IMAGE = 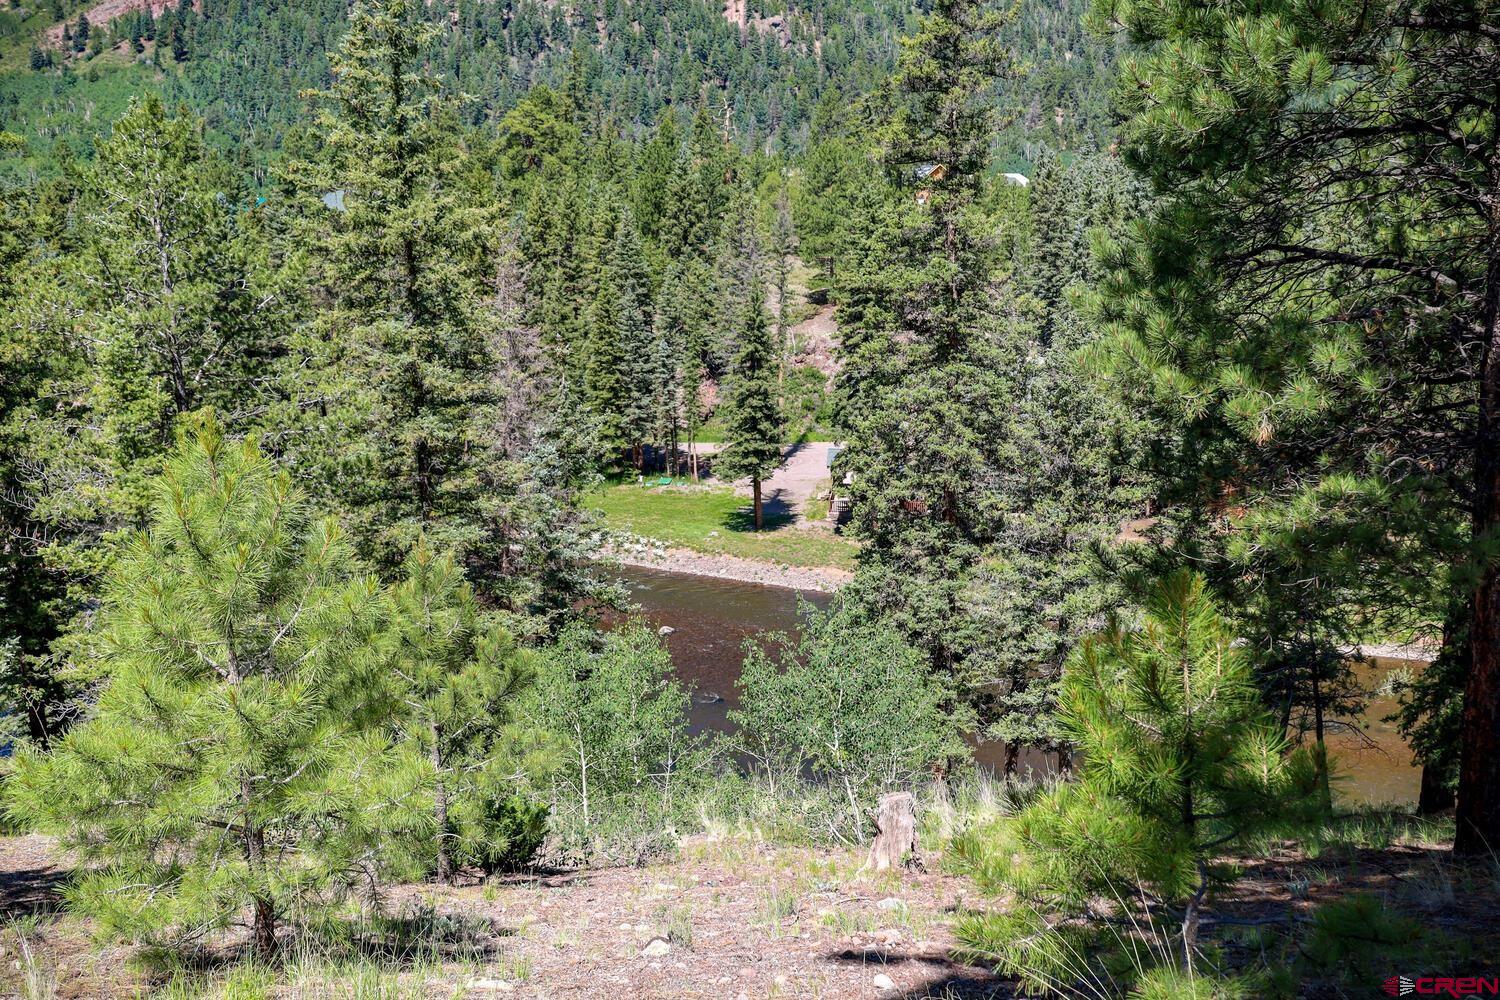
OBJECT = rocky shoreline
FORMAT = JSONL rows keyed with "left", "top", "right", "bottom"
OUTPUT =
{"left": 600, "top": 540, "right": 852, "bottom": 593}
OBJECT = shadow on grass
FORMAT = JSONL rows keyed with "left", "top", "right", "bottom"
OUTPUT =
{"left": 135, "top": 899, "right": 516, "bottom": 991}
{"left": 303, "top": 901, "right": 513, "bottom": 964}
{"left": 822, "top": 946, "right": 1010, "bottom": 998}
{"left": 721, "top": 500, "right": 797, "bottom": 534}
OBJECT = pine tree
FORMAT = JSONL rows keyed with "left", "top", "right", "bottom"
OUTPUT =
{"left": 954, "top": 572, "right": 1315, "bottom": 985}
{"left": 717, "top": 280, "right": 783, "bottom": 531}
{"left": 385, "top": 540, "right": 536, "bottom": 883}
{"left": 1086, "top": 0, "right": 1499, "bottom": 853}
{"left": 8, "top": 418, "right": 421, "bottom": 956}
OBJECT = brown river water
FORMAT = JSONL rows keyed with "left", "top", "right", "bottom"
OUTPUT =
{"left": 614, "top": 566, "right": 1424, "bottom": 807}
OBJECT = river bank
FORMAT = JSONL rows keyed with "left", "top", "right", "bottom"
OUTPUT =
{"left": 602, "top": 541, "right": 853, "bottom": 592}
{"left": 610, "top": 564, "right": 1430, "bottom": 806}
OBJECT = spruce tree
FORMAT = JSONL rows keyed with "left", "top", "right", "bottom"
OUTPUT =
{"left": 980, "top": 154, "right": 1154, "bottom": 773}
{"left": 610, "top": 211, "right": 660, "bottom": 470}
{"left": 633, "top": 110, "right": 680, "bottom": 247}
{"left": 8, "top": 418, "right": 421, "bottom": 955}
{"left": 583, "top": 220, "right": 630, "bottom": 467}
{"left": 766, "top": 174, "right": 797, "bottom": 386}
{"left": 717, "top": 282, "right": 783, "bottom": 531}
{"left": 656, "top": 258, "right": 714, "bottom": 479}
{"left": 835, "top": 0, "right": 1014, "bottom": 687}
{"left": 281, "top": 0, "right": 501, "bottom": 575}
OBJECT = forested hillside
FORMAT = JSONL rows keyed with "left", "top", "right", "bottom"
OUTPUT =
{"left": 0, "top": 0, "right": 1119, "bottom": 181}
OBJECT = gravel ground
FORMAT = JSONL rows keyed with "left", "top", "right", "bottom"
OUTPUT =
{"left": 605, "top": 544, "right": 852, "bottom": 593}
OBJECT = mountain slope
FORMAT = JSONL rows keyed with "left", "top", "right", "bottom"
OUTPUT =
{"left": 0, "top": 0, "right": 1117, "bottom": 181}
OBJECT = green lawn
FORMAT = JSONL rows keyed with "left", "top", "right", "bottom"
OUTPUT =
{"left": 586, "top": 482, "right": 859, "bottom": 571}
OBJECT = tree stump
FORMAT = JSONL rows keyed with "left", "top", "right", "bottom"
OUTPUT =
{"left": 866, "top": 791, "right": 919, "bottom": 871}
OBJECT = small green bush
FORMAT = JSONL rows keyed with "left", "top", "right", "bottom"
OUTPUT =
{"left": 456, "top": 793, "right": 549, "bottom": 875}
{"left": 526, "top": 622, "right": 712, "bottom": 864}
{"left": 1299, "top": 893, "right": 1420, "bottom": 981}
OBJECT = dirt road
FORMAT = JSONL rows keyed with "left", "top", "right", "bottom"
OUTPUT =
{"left": 705, "top": 440, "right": 835, "bottom": 525}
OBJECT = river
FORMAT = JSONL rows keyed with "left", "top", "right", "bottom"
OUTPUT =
{"left": 615, "top": 565, "right": 1424, "bottom": 807}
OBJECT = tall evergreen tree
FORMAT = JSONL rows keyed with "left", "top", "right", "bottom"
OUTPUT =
{"left": 836, "top": 0, "right": 1014, "bottom": 689}
{"left": 717, "top": 281, "right": 783, "bottom": 531}
{"left": 611, "top": 210, "right": 660, "bottom": 469}
{"left": 281, "top": 0, "right": 502, "bottom": 575}
{"left": 766, "top": 173, "right": 797, "bottom": 385}
{"left": 656, "top": 258, "right": 714, "bottom": 479}
{"left": 979, "top": 154, "right": 1154, "bottom": 772}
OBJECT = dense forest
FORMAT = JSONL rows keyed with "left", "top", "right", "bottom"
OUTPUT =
{"left": 0, "top": 0, "right": 1496, "bottom": 996}
{"left": 0, "top": 0, "right": 1120, "bottom": 181}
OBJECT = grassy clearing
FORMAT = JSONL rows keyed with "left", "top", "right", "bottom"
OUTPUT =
{"left": 587, "top": 482, "right": 859, "bottom": 571}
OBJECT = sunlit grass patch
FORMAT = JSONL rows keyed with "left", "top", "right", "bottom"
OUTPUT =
{"left": 587, "top": 483, "right": 859, "bottom": 570}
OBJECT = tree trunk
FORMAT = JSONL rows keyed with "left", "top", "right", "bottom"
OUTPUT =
{"left": 1311, "top": 665, "right": 1332, "bottom": 813}
{"left": 1055, "top": 746, "right": 1074, "bottom": 776}
{"left": 432, "top": 722, "right": 453, "bottom": 884}
{"left": 229, "top": 648, "right": 276, "bottom": 955}
{"left": 1181, "top": 860, "right": 1207, "bottom": 972}
{"left": 24, "top": 700, "right": 49, "bottom": 750}
{"left": 1455, "top": 202, "right": 1500, "bottom": 857}
{"left": 1002, "top": 742, "right": 1019, "bottom": 779}
{"left": 245, "top": 809, "right": 276, "bottom": 956}
{"left": 252, "top": 895, "right": 276, "bottom": 956}
{"left": 866, "top": 791, "right": 919, "bottom": 871}
{"left": 1419, "top": 763, "right": 1456, "bottom": 815}
{"left": 578, "top": 724, "right": 590, "bottom": 830}
{"left": 753, "top": 478, "right": 763, "bottom": 531}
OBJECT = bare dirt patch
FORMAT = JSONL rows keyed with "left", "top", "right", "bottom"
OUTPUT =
{"left": 790, "top": 304, "right": 841, "bottom": 376}
{"left": 44, "top": 0, "right": 196, "bottom": 47}
{"left": 0, "top": 834, "right": 1002, "bottom": 999}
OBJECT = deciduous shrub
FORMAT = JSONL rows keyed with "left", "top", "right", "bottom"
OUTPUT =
{"left": 731, "top": 600, "right": 966, "bottom": 841}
